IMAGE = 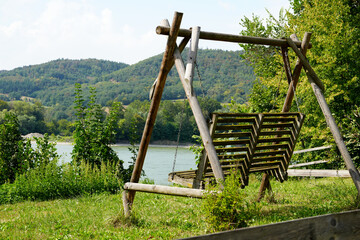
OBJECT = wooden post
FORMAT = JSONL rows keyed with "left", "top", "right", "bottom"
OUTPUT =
{"left": 173, "top": 27, "right": 225, "bottom": 185}
{"left": 286, "top": 38, "right": 325, "bottom": 92}
{"left": 126, "top": 12, "right": 183, "bottom": 207}
{"left": 193, "top": 114, "right": 218, "bottom": 189}
{"left": 282, "top": 33, "right": 312, "bottom": 112}
{"left": 307, "top": 74, "right": 360, "bottom": 197}
{"left": 257, "top": 33, "right": 312, "bottom": 201}
{"left": 287, "top": 37, "right": 360, "bottom": 197}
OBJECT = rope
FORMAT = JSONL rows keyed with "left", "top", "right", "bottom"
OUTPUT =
{"left": 171, "top": 96, "right": 187, "bottom": 180}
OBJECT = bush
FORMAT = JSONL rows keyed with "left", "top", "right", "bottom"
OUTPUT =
{"left": 0, "top": 160, "right": 121, "bottom": 205}
{"left": 202, "top": 171, "right": 259, "bottom": 232}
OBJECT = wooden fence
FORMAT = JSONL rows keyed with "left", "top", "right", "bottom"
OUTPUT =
{"left": 181, "top": 209, "right": 360, "bottom": 240}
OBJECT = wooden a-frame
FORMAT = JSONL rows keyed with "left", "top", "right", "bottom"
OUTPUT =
{"left": 123, "top": 12, "right": 360, "bottom": 216}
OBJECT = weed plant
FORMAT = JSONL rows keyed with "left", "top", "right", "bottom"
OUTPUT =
{"left": 0, "top": 160, "right": 121, "bottom": 204}
{"left": 202, "top": 171, "right": 260, "bottom": 232}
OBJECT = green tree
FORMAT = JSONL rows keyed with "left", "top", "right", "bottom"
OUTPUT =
{"left": 239, "top": 0, "right": 360, "bottom": 163}
{"left": 0, "top": 112, "right": 25, "bottom": 184}
{"left": 71, "top": 84, "right": 124, "bottom": 170}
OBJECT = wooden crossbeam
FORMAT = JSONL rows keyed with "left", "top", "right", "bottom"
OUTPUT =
{"left": 156, "top": 26, "right": 310, "bottom": 48}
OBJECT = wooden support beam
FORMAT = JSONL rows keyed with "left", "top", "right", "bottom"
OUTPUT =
{"left": 127, "top": 12, "right": 183, "bottom": 207}
{"left": 124, "top": 182, "right": 204, "bottom": 198}
{"left": 156, "top": 26, "right": 311, "bottom": 48}
{"left": 281, "top": 46, "right": 292, "bottom": 85}
{"left": 307, "top": 72, "right": 360, "bottom": 197}
{"left": 286, "top": 37, "right": 325, "bottom": 92}
{"left": 193, "top": 114, "right": 218, "bottom": 189}
{"left": 282, "top": 33, "right": 312, "bottom": 112}
{"left": 173, "top": 27, "right": 225, "bottom": 185}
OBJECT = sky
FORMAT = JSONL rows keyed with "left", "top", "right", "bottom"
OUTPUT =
{"left": 0, "top": 0, "right": 291, "bottom": 71}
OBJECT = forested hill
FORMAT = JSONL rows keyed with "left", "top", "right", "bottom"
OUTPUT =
{"left": 0, "top": 49, "right": 255, "bottom": 108}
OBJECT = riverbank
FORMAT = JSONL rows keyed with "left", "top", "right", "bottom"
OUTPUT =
{"left": 52, "top": 141, "right": 194, "bottom": 148}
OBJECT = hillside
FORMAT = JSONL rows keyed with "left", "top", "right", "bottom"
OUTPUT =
{"left": 0, "top": 49, "right": 255, "bottom": 112}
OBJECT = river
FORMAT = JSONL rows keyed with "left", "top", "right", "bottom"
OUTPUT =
{"left": 56, "top": 143, "right": 197, "bottom": 185}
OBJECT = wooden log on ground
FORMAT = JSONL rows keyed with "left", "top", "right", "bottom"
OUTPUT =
{"left": 127, "top": 12, "right": 183, "bottom": 205}
{"left": 287, "top": 169, "right": 351, "bottom": 177}
{"left": 288, "top": 160, "right": 329, "bottom": 168}
{"left": 293, "top": 145, "right": 332, "bottom": 154}
{"left": 156, "top": 26, "right": 310, "bottom": 48}
{"left": 182, "top": 209, "right": 360, "bottom": 240}
{"left": 124, "top": 182, "right": 204, "bottom": 198}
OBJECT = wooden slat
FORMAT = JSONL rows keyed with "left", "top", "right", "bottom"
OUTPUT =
{"left": 213, "top": 132, "right": 252, "bottom": 139}
{"left": 218, "top": 153, "right": 247, "bottom": 160}
{"left": 262, "top": 123, "right": 294, "bottom": 128}
{"left": 213, "top": 139, "right": 250, "bottom": 146}
{"left": 263, "top": 117, "right": 297, "bottom": 122}
{"left": 216, "top": 117, "right": 256, "bottom": 123}
{"left": 260, "top": 130, "right": 292, "bottom": 136}
{"left": 255, "top": 143, "right": 290, "bottom": 151}
{"left": 257, "top": 137, "right": 291, "bottom": 143}
{"left": 253, "top": 149, "right": 287, "bottom": 157}
{"left": 215, "top": 124, "right": 254, "bottom": 130}
{"left": 216, "top": 146, "right": 249, "bottom": 153}
{"left": 252, "top": 156, "right": 285, "bottom": 163}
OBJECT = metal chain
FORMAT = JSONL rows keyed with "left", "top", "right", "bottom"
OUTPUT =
{"left": 195, "top": 61, "right": 206, "bottom": 98}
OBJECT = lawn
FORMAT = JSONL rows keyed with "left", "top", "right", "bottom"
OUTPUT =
{"left": 0, "top": 177, "right": 358, "bottom": 239}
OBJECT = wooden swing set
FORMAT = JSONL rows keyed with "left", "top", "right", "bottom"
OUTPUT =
{"left": 122, "top": 11, "right": 360, "bottom": 217}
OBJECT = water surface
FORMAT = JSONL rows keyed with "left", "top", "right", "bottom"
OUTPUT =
{"left": 56, "top": 144, "right": 196, "bottom": 185}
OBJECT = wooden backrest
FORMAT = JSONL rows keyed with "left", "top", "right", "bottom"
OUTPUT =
{"left": 201, "top": 112, "right": 305, "bottom": 186}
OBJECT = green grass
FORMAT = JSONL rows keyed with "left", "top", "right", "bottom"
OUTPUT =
{"left": 0, "top": 177, "right": 358, "bottom": 239}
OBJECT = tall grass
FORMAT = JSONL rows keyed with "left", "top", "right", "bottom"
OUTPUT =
{"left": 0, "top": 159, "right": 121, "bottom": 204}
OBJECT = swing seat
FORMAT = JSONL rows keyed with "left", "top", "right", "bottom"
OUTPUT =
{"left": 169, "top": 112, "right": 305, "bottom": 188}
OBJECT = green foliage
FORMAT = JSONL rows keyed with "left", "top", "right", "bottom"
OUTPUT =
{"left": 0, "top": 112, "right": 26, "bottom": 184}
{"left": 202, "top": 171, "right": 259, "bottom": 232}
{"left": 71, "top": 84, "right": 123, "bottom": 169}
{"left": 0, "top": 160, "right": 120, "bottom": 204}
{"left": 239, "top": 0, "right": 360, "bottom": 164}
{"left": 0, "top": 111, "right": 58, "bottom": 185}
{"left": 344, "top": 105, "right": 360, "bottom": 168}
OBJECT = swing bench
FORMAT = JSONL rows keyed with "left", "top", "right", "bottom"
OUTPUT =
{"left": 170, "top": 112, "right": 305, "bottom": 188}
{"left": 123, "top": 12, "right": 360, "bottom": 217}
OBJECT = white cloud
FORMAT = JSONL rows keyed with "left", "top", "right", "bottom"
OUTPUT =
{"left": 0, "top": 0, "right": 291, "bottom": 70}
{"left": 218, "top": 0, "right": 232, "bottom": 11}
{"left": 0, "top": 21, "right": 23, "bottom": 37}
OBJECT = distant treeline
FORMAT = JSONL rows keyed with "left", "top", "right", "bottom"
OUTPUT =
{"left": 0, "top": 49, "right": 254, "bottom": 122}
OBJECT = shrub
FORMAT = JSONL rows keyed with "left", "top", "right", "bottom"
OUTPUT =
{"left": 71, "top": 84, "right": 127, "bottom": 178}
{"left": 202, "top": 171, "right": 259, "bottom": 232}
{"left": 0, "top": 160, "right": 121, "bottom": 204}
